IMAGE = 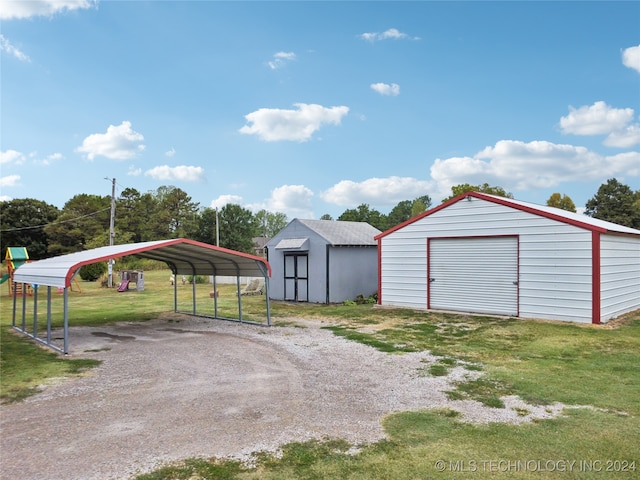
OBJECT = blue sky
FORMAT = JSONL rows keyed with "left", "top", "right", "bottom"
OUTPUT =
{"left": 1, "top": 1, "right": 639, "bottom": 220}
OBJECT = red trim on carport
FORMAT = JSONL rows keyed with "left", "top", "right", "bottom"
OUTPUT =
{"left": 64, "top": 238, "right": 272, "bottom": 287}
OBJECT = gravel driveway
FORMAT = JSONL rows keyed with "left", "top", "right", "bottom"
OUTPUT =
{"left": 0, "top": 314, "right": 563, "bottom": 480}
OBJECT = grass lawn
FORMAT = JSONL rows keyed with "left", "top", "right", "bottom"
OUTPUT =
{"left": 1, "top": 269, "right": 638, "bottom": 479}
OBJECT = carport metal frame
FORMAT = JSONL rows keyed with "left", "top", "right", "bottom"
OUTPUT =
{"left": 11, "top": 238, "right": 272, "bottom": 354}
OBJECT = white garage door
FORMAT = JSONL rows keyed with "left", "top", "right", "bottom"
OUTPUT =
{"left": 428, "top": 236, "right": 518, "bottom": 316}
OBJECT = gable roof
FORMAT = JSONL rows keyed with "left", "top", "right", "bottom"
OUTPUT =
{"left": 13, "top": 238, "right": 271, "bottom": 289}
{"left": 375, "top": 191, "right": 640, "bottom": 240}
{"left": 296, "top": 219, "right": 380, "bottom": 245}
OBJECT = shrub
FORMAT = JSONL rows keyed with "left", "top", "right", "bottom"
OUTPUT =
{"left": 78, "top": 262, "right": 107, "bottom": 282}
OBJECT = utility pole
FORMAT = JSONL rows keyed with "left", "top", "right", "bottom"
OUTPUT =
{"left": 106, "top": 177, "right": 116, "bottom": 287}
{"left": 215, "top": 207, "right": 220, "bottom": 247}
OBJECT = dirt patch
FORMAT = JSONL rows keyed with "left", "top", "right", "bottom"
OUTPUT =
{"left": 0, "top": 315, "right": 564, "bottom": 480}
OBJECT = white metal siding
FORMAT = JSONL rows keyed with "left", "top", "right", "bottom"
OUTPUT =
{"left": 429, "top": 236, "right": 518, "bottom": 316}
{"left": 380, "top": 198, "right": 594, "bottom": 322}
{"left": 600, "top": 234, "right": 640, "bottom": 321}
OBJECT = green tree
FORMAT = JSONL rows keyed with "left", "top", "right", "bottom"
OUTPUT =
{"left": 546, "top": 193, "right": 577, "bottom": 212}
{"left": 585, "top": 178, "right": 640, "bottom": 228}
{"left": 387, "top": 200, "right": 412, "bottom": 227}
{"left": 411, "top": 195, "right": 431, "bottom": 216}
{"left": 191, "top": 207, "right": 219, "bottom": 245}
{"left": 338, "top": 204, "right": 388, "bottom": 231}
{"left": 44, "top": 194, "right": 111, "bottom": 256}
{"left": 442, "top": 183, "right": 514, "bottom": 202}
{"left": 386, "top": 195, "right": 432, "bottom": 228}
{"left": 254, "top": 210, "right": 288, "bottom": 238}
{"left": 0, "top": 198, "right": 60, "bottom": 259}
{"left": 151, "top": 186, "right": 200, "bottom": 239}
{"left": 116, "top": 188, "right": 159, "bottom": 243}
{"left": 218, "top": 204, "right": 258, "bottom": 253}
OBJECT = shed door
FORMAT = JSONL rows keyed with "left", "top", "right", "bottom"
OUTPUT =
{"left": 428, "top": 236, "right": 518, "bottom": 316}
{"left": 284, "top": 253, "right": 308, "bottom": 302}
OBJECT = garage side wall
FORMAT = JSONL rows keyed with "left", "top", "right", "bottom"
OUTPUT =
{"left": 380, "top": 198, "right": 594, "bottom": 322}
{"left": 600, "top": 234, "right": 640, "bottom": 321}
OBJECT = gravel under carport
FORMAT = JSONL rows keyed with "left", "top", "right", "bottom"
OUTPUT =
{"left": 0, "top": 315, "right": 564, "bottom": 480}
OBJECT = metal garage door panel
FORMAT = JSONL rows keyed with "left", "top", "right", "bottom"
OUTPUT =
{"left": 429, "top": 236, "right": 518, "bottom": 316}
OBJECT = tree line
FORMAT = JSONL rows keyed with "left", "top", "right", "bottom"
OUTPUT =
{"left": 1, "top": 178, "right": 639, "bottom": 261}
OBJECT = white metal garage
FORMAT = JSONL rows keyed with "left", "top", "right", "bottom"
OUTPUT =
{"left": 375, "top": 192, "right": 640, "bottom": 324}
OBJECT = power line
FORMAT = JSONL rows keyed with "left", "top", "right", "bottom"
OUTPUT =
{"left": 0, "top": 207, "right": 112, "bottom": 233}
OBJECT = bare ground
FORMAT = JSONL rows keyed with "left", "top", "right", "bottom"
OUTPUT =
{"left": 0, "top": 315, "right": 564, "bottom": 480}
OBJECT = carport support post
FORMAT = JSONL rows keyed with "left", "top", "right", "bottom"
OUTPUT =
{"left": 265, "top": 277, "right": 271, "bottom": 326}
{"left": 192, "top": 271, "right": 197, "bottom": 315}
{"left": 47, "top": 287, "right": 52, "bottom": 344}
{"left": 21, "top": 284, "right": 27, "bottom": 331}
{"left": 63, "top": 288, "right": 69, "bottom": 354}
{"left": 11, "top": 283, "right": 17, "bottom": 327}
{"left": 236, "top": 276, "right": 243, "bottom": 322}
{"left": 173, "top": 273, "right": 178, "bottom": 312}
{"left": 33, "top": 284, "right": 38, "bottom": 340}
{"left": 213, "top": 276, "right": 218, "bottom": 318}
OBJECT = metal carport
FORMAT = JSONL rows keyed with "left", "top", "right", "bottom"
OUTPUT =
{"left": 11, "top": 238, "right": 272, "bottom": 354}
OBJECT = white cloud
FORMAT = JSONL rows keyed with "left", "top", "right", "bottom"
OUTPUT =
{"left": 559, "top": 101, "right": 639, "bottom": 147}
{"left": 245, "top": 185, "right": 315, "bottom": 218}
{"left": 239, "top": 103, "right": 349, "bottom": 142}
{"left": 0, "top": 35, "right": 30, "bottom": 62}
{"left": 321, "top": 176, "right": 434, "bottom": 207}
{"left": 430, "top": 139, "right": 640, "bottom": 195}
{"left": 0, "top": 174, "right": 21, "bottom": 187}
{"left": 144, "top": 165, "right": 205, "bottom": 182}
{"left": 370, "top": 82, "right": 400, "bottom": 96}
{"left": 0, "top": 0, "right": 96, "bottom": 20}
{"left": 76, "top": 121, "right": 145, "bottom": 160}
{"left": 267, "top": 184, "right": 314, "bottom": 215}
{"left": 268, "top": 51, "right": 296, "bottom": 70}
{"left": 127, "top": 166, "right": 142, "bottom": 176}
{"left": 359, "top": 28, "right": 419, "bottom": 42}
{"left": 39, "top": 152, "right": 63, "bottom": 166}
{"left": 165, "top": 147, "right": 176, "bottom": 157}
{"left": 622, "top": 45, "right": 640, "bottom": 73}
{"left": 0, "top": 149, "right": 26, "bottom": 165}
{"left": 210, "top": 194, "right": 244, "bottom": 209}
{"left": 603, "top": 124, "right": 640, "bottom": 148}
{"left": 0, "top": 195, "right": 12, "bottom": 202}
{"left": 560, "top": 101, "right": 634, "bottom": 135}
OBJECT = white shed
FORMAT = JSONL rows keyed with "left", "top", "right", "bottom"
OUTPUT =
{"left": 266, "top": 219, "right": 380, "bottom": 303}
{"left": 375, "top": 192, "right": 640, "bottom": 324}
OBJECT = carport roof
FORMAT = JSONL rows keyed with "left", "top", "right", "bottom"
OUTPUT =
{"left": 13, "top": 238, "right": 271, "bottom": 289}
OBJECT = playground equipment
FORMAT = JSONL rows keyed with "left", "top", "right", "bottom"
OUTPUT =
{"left": 3, "top": 247, "right": 81, "bottom": 295}
{"left": 3, "top": 247, "right": 33, "bottom": 296}
{"left": 117, "top": 270, "right": 145, "bottom": 292}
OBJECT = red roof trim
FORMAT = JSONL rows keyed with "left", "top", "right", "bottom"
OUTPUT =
{"left": 374, "top": 191, "right": 618, "bottom": 240}
{"left": 64, "top": 238, "right": 271, "bottom": 287}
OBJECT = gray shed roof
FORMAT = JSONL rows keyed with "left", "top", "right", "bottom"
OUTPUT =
{"left": 296, "top": 219, "right": 381, "bottom": 245}
{"left": 13, "top": 238, "right": 271, "bottom": 289}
